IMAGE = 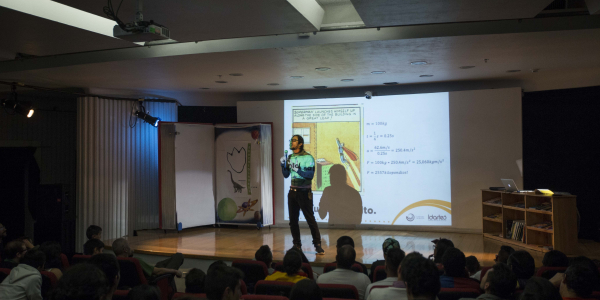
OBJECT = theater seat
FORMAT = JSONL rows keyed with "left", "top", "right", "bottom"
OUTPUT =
{"left": 241, "top": 295, "right": 289, "bottom": 300}
{"left": 535, "top": 266, "right": 567, "bottom": 279}
{"left": 373, "top": 265, "right": 386, "bottom": 282}
{"left": 112, "top": 290, "right": 130, "bottom": 300}
{"left": 438, "top": 288, "right": 481, "bottom": 300}
{"left": 116, "top": 257, "right": 173, "bottom": 300}
{"left": 479, "top": 267, "right": 492, "bottom": 280}
{"left": 173, "top": 292, "right": 207, "bottom": 299}
{"left": 254, "top": 280, "right": 294, "bottom": 297}
{"left": 232, "top": 260, "right": 269, "bottom": 292}
{"left": 71, "top": 254, "right": 92, "bottom": 266}
{"left": 318, "top": 284, "right": 359, "bottom": 300}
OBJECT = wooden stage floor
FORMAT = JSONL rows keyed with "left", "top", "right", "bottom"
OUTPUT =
{"left": 105, "top": 227, "right": 600, "bottom": 267}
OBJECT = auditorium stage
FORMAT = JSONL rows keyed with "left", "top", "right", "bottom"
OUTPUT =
{"left": 104, "top": 227, "right": 600, "bottom": 267}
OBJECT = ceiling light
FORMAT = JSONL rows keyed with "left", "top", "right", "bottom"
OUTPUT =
{"left": 506, "top": 70, "right": 521, "bottom": 73}
{"left": 371, "top": 71, "right": 386, "bottom": 74}
{"left": 419, "top": 75, "right": 433, "bottom": 77}
{"left": 267, "top": 83, "right": 279, "bottom": 86}
{"left": 410, "top": 61, "right": 428, "bottom": 65}
{"left": 290, "top": 76, "right": 304, "bottom": 79}
{"left": 341, "top": 79, "right": 354, "bottom": 82}
{"left": 315, "top": 67, "right": 330, "bottom": 71}
{"left": 313, "top": 86, "right": 328, "bottom": 89}
{"left": 135, "top": 111, "right": 161, "bottom": 127}
{"left": 460, "top": 66, "right": 475, "bottom": 69}
{"left": 215, "top": 81, "right": 228, "bottom": 83}
{"left": 229, "top": 73, "right": 243, "bottom": 76}
{"left": 383, "top": 82, "right": 398, "bottom": 85}
{"left": 1, "top": 99, "right": 34, "bottom": 118}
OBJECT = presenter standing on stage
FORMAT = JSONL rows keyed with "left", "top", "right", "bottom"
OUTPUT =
{"left": 281, "top": 135, "right": 324, "bottom": 255}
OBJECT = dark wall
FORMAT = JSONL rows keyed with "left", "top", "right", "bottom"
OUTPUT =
{"left": 178, "top": 106, "right": 237, "bottom": 123}
{"left": 523, "top": 86, "right": 600, "bottom": 239}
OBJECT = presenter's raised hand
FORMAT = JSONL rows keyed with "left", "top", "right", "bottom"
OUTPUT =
{"left": 280, "top": 156, "right": 286, "bottom": 165}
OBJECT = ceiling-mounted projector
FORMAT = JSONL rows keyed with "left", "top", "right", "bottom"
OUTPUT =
{"left": 105, "top": 0, "right": 170, "bottom": 42}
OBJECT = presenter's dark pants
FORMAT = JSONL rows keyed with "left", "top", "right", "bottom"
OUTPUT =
{"left": 288, "top": 188, "right": 321, "bottom": 247}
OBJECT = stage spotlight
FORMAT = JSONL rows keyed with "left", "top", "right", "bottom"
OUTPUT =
{"left": 2, "top": 99, "right": 34, "bottom": 118}
{"left": 135, "top": 110, "right": 161, "bottom": 127}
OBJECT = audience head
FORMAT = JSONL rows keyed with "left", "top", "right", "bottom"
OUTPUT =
{"left": 208, "top": 260, "right": 228, "bottom": 275}
{"left": 507, "top": 250, "right": 536, "bottom": 280}
{"left": 542, "top": 250, "right": 569, "bottom": 267}
{"left": 496, "top": 245, "right": 515, "bottom": 264}
{"left": 111, "top": 238, "right": 132, "bottom": 257}
{"left": 401, "top": 252, "right": 440, "bottom": 300}
{"left": 571, "top": 256, "right": 600, "bottom": 281}
{"left": 288, "top": 246, "right": 310, "bottom": 264}
{"left": 519, "top": 277, "right": 561, "bottom": 300}
{"left": 87, "top": 253, "right": 120, "bottom": 295}
{"left": 283, "top": 249, "right": 303, "bottom": 276}
{"left": 86, "top": 225, "right": 102, "bottom": 240}
{"left": 128, "top": 284, "right": 160, "bottom": 300}
{"left": 336, "top": 236, "right": 355, "bottom": 248}
{"left": 485, "top": 263, "right": 517, "bottom": 298}
{"left": 465, "top": 256, "right": 481, "bottom": 275}
{"left": 254, "top": 245, "right": 273, "bottom": 268}
{"left": 4, "top": 240, "right": 27, "bottom": 261}
{"left": 336, "top": 245, "right": 356, "bottom": 269}
{"left": 441, "top": 247, "right": 466, "bottom": 277}
{"left": 185, "top": 268, "right": 206, "bottom": 293}
{"left": 50, "top": 263, "right": 109, "bottom": 300}
{"left": 561, "top": 263, "right": 597, "bottom": 298}
{"left": 382, "top": 238, "right": 400, "bottom": 257}
{"left": 83, "top": 239, "right": 105, "bottom": 256}
{"left": 385, "top": 248, "right": 405, "bottom": 277}
{"left": 40, "top": 241, "right": 62, "bottom": 269}
{"left": 21, "top": 249, "right": 46, "bottom": 270}
{"left": 205, "top": 265, "right": 243, "bottom": 300}
{"left": 290, "top": 279, "right": 323, "bottom": 300}
{"left": 433, "top": 238, "right": 454, "bottom": 263}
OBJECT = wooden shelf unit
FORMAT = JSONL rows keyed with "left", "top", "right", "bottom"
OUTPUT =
{"left": 481, "top": 189, "right": 577, "bottom": 254}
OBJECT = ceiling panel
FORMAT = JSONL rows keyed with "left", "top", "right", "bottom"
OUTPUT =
{"left": 53, "top": 0, "right": 321, "bottom": 42}
{"left": 350, "top": 0, "right": 555, "bottom": 27}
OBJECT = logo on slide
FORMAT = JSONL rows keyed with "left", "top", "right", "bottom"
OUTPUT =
{"left": 428, "top": 215, "right": 447, "bottom": 221}
{"left": 406, "top": 213, "right": 415, "bottom": 222}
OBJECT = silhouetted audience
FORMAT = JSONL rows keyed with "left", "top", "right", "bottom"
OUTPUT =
{"left": 254, "top": 245, "right": 274, "bottom": 274}
{"left": 519, "top": 277, "right": 562, "bottom": 300}
{"left": 439, "top": 247, "right": 479, "bottom": 290}
{"left": 543, "top": 250, "right": 570, "bottom": 268}
{"left": 0, "top": 249, "right": 45, "bottom": 300}
{"left": 128, "top": 284, "right": 160, "bottom": 300}
{"left": 185, "top": 268, "right": 206, "bottom": 294}
{"left": 559, "top": 263, "right": 598, "bottom": 300}
{"left": 508, "top": 250, "right": 536, "bottom": 289}
{"left": 39, "top": 241, "right": 63, "bottom": 280}
{"left": 402, "top": 252, "right": 441, "bottom": 300}
{"left": 290, "top": 279, "right": 323, "bottom": 300}
{"left": 317, "top": 245, "right": 371, "bottom": 300}
{"left": 205, "top": 265, "right": 243, "bottom": 300}
{"left": 83, "top": 239, "right": 104, "bottom": 256}
{"left": 495, "top": 245, "right": 515, "bottom": 264}
{"left": 462, "top": 263, "right": 517, "bottom": 300}
{"left": 369, "top": 238, "right": 401, "bottom": 281}
{"left": 0, "top": 223, "right": 6, "bottom": 259}
{"left": 265, "top": 249, "right": 307, "bottom": 283}
{"left": 50, "top": 263, "right": 109, "bottom": 300}
{"left": 365, "top": 247, "right": 405, "bottom": 299}
{"left": 333, "top": 236, "right": 368, "bottom": 276}
{"left": 432, "top": 238, "right": 454, "bottom": 266}
{"left": 466, "top": 255, "right": 482, "bottom": 280}
{"left": 86, "top": 225, "right": 102, "bottom": 240}
{"left": 112, "top": 238, "right": 183, "bottom": 279}
{"left": 87, "top": 253, "right": 120, "bottom": 300}
{"left": 0, "top": 240, "right": 27, "bottom": 269}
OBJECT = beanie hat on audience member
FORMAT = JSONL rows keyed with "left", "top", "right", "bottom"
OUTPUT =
{"left": 383, "top": 238, "right": 400, "bottom": 255}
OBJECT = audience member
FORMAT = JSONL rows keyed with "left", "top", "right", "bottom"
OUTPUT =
{"left": 288, "top": 246, "right": 310, "bottom": 264}
{"left": 208, "top": 260, "right": 228, "bottom": 274}
{"left": 519, "top": 277, "right": 562, "bottom": 300}
{"left": 0, "top": 240, "right": 27, "bottom": 269}
{"left": 559, "top": 264, "right": 597, "bottom": 300}
{"left": 365, "top": 247, "right": 405, "bottom": 299}
{"left": 507, "top": 250, "right": 536, "bottom": 289}
{"left": 369, "top": 238, "right": 400, "bottom": 281}
{"left": 439, "top": 247, "right": 480, "bottom": 290}
{"left": 16, "top": 237, "right": 36, "bottom": 250}
{"left": 112, "top": 238, "right": 183, "bottom": 279}
{"left": 39, "top": 241, "right": 63, "bottom": 279}
{"left": 265, "top": 249, "right": 307, "bottom": 283}
{"left": 86, "top": 225, "right": 103, "bottom": 240}
{"left": 128, "top": 284, "right": 160, "bottom": 300}
{"left": 433, "top": 238, "right": 454, "bottom": 265}
{"left": 0, "top": 249, "right": 46, "bottom": 300}
{"left": 543, "top": 250, "right": 570, "bottom": 268}
{"left": 570, "top": 256, "right": 600, "bottom": 290}
{"left": 83, "top": 239, "right": 104, "bottom": 256}
{"left": 88, "top": 253, "right": 120, "bottom": 300}
{"left": 317, "top": 245, "right": 371, "bottom": 300}
{"left": 466, "top": 256, "right": 482, "bottom": 280}
{"left": 255, "top": 245, "right": 274, "bottom": 274}
{"left": 0, "top": 223, "right": 6, "bottom": 258}
{"left": 333, "top": 236, "right": 368, "bottom": 276}
{"left": 50, "top": 263, "right": 109, "bottom": 300}
{"left": 495, "top": 246, "right": 515, "bottom": 264}
{"left": 462, "top": 263, "right": 517, "bottom": 300}
{"left": 185, "top": 268, "right": 206, "bottom": 294}
{"left": 402, "top": 252, "right": 441, "bottom": 300}
{"left": 366, "top": 252, "right": 425, "bottom": 300}
{"left": 290, "top": 279, "right": 323, "bottom": 300}
{"left": 205, "top": 265, "right": 243, "bottom": 300}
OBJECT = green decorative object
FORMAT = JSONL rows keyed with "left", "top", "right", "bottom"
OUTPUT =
{"left": 218, "top": 198, "right": 237, "bottom": 221}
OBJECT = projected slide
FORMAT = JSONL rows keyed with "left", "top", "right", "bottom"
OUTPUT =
{"left": 283, "top": 93, "right": 451, "bottom": 226}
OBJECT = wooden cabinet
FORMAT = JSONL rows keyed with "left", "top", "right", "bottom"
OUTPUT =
{"left": 481, "top": 190, "right": 577, "bottom": 254}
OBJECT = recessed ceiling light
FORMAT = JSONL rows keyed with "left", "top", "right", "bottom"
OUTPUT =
{"left": 313, "top": 86, "right": 328, "bottom": 89}
{"left": 383, "top": 82, "right": 398, "bottom": 85}
{"left": 267, "top": 83, "right": 279, "bottom": 86}
{"left": 506, "top": 70, "right": 521, "bottom": 73}
{"left": 371, "top": 71, "right": 386, "bottom": 74}
{"left": 341, "top": 79, "right": 354, "bottom": 82}
{"left": 199, "top": 88, "right": 210, "bottom": 90}
{"left": 215, "top": 81, "right": 227, "bottom": 83}
{"left": 290, "top": 76, "right": 304, "bottom": 79}
{"left": 410, "top": 61, "right": 428, "bottom": 65}
{"left": 315, "top": 67, "right": 330, "bottom": 71}
{"left": 229, "top": 73, "right": 243, "bottom": 76}
{"left": 419, "top": 75, "right": 433, "bottom": 77}
{"left": 460, "top": 66, "right": 475, "bottom": 69}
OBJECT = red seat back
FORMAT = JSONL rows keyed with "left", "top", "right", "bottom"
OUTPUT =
{"left": 535, "top": 266, "right": 567, "bottom": 278}
{"left": 112, "top": 290, "right": 130, "bottom": 300}
{"left": 71, "top": 254, "right": 92, "bottom": 266}
{"left": 318, "top": 284, "right": 359, "bottom": 300}
{"left": 116, "top": 257, "right": 148, "bottom": 288}
{"left": 255, "top": 280, "right": 295, "bottom": 297}
{"left": 40, "top": 271, "right": 58, "bottom": 289}
{"left": 373, "top": 265, "right": 386, "bottom": 282}
{"left": 479, "top": 266, "right": 492, "bottom": 279}
{"left": 438, "top": 288, "right": 481, "bottom": 300}
{"left": 233, "top": 260, "right": 269, "bottom": 292}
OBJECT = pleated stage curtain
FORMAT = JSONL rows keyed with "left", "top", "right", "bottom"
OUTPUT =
{"left": 76, "top": 97, "right": 177, "bottom": 251}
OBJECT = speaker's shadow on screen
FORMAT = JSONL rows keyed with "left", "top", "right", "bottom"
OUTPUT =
{"left": 318, "top": 164, "right": 363, "bottom": 225}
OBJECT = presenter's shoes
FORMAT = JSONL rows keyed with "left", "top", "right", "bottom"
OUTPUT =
{"left": 315, "top": 244, "right": 325, "bottom": 255}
